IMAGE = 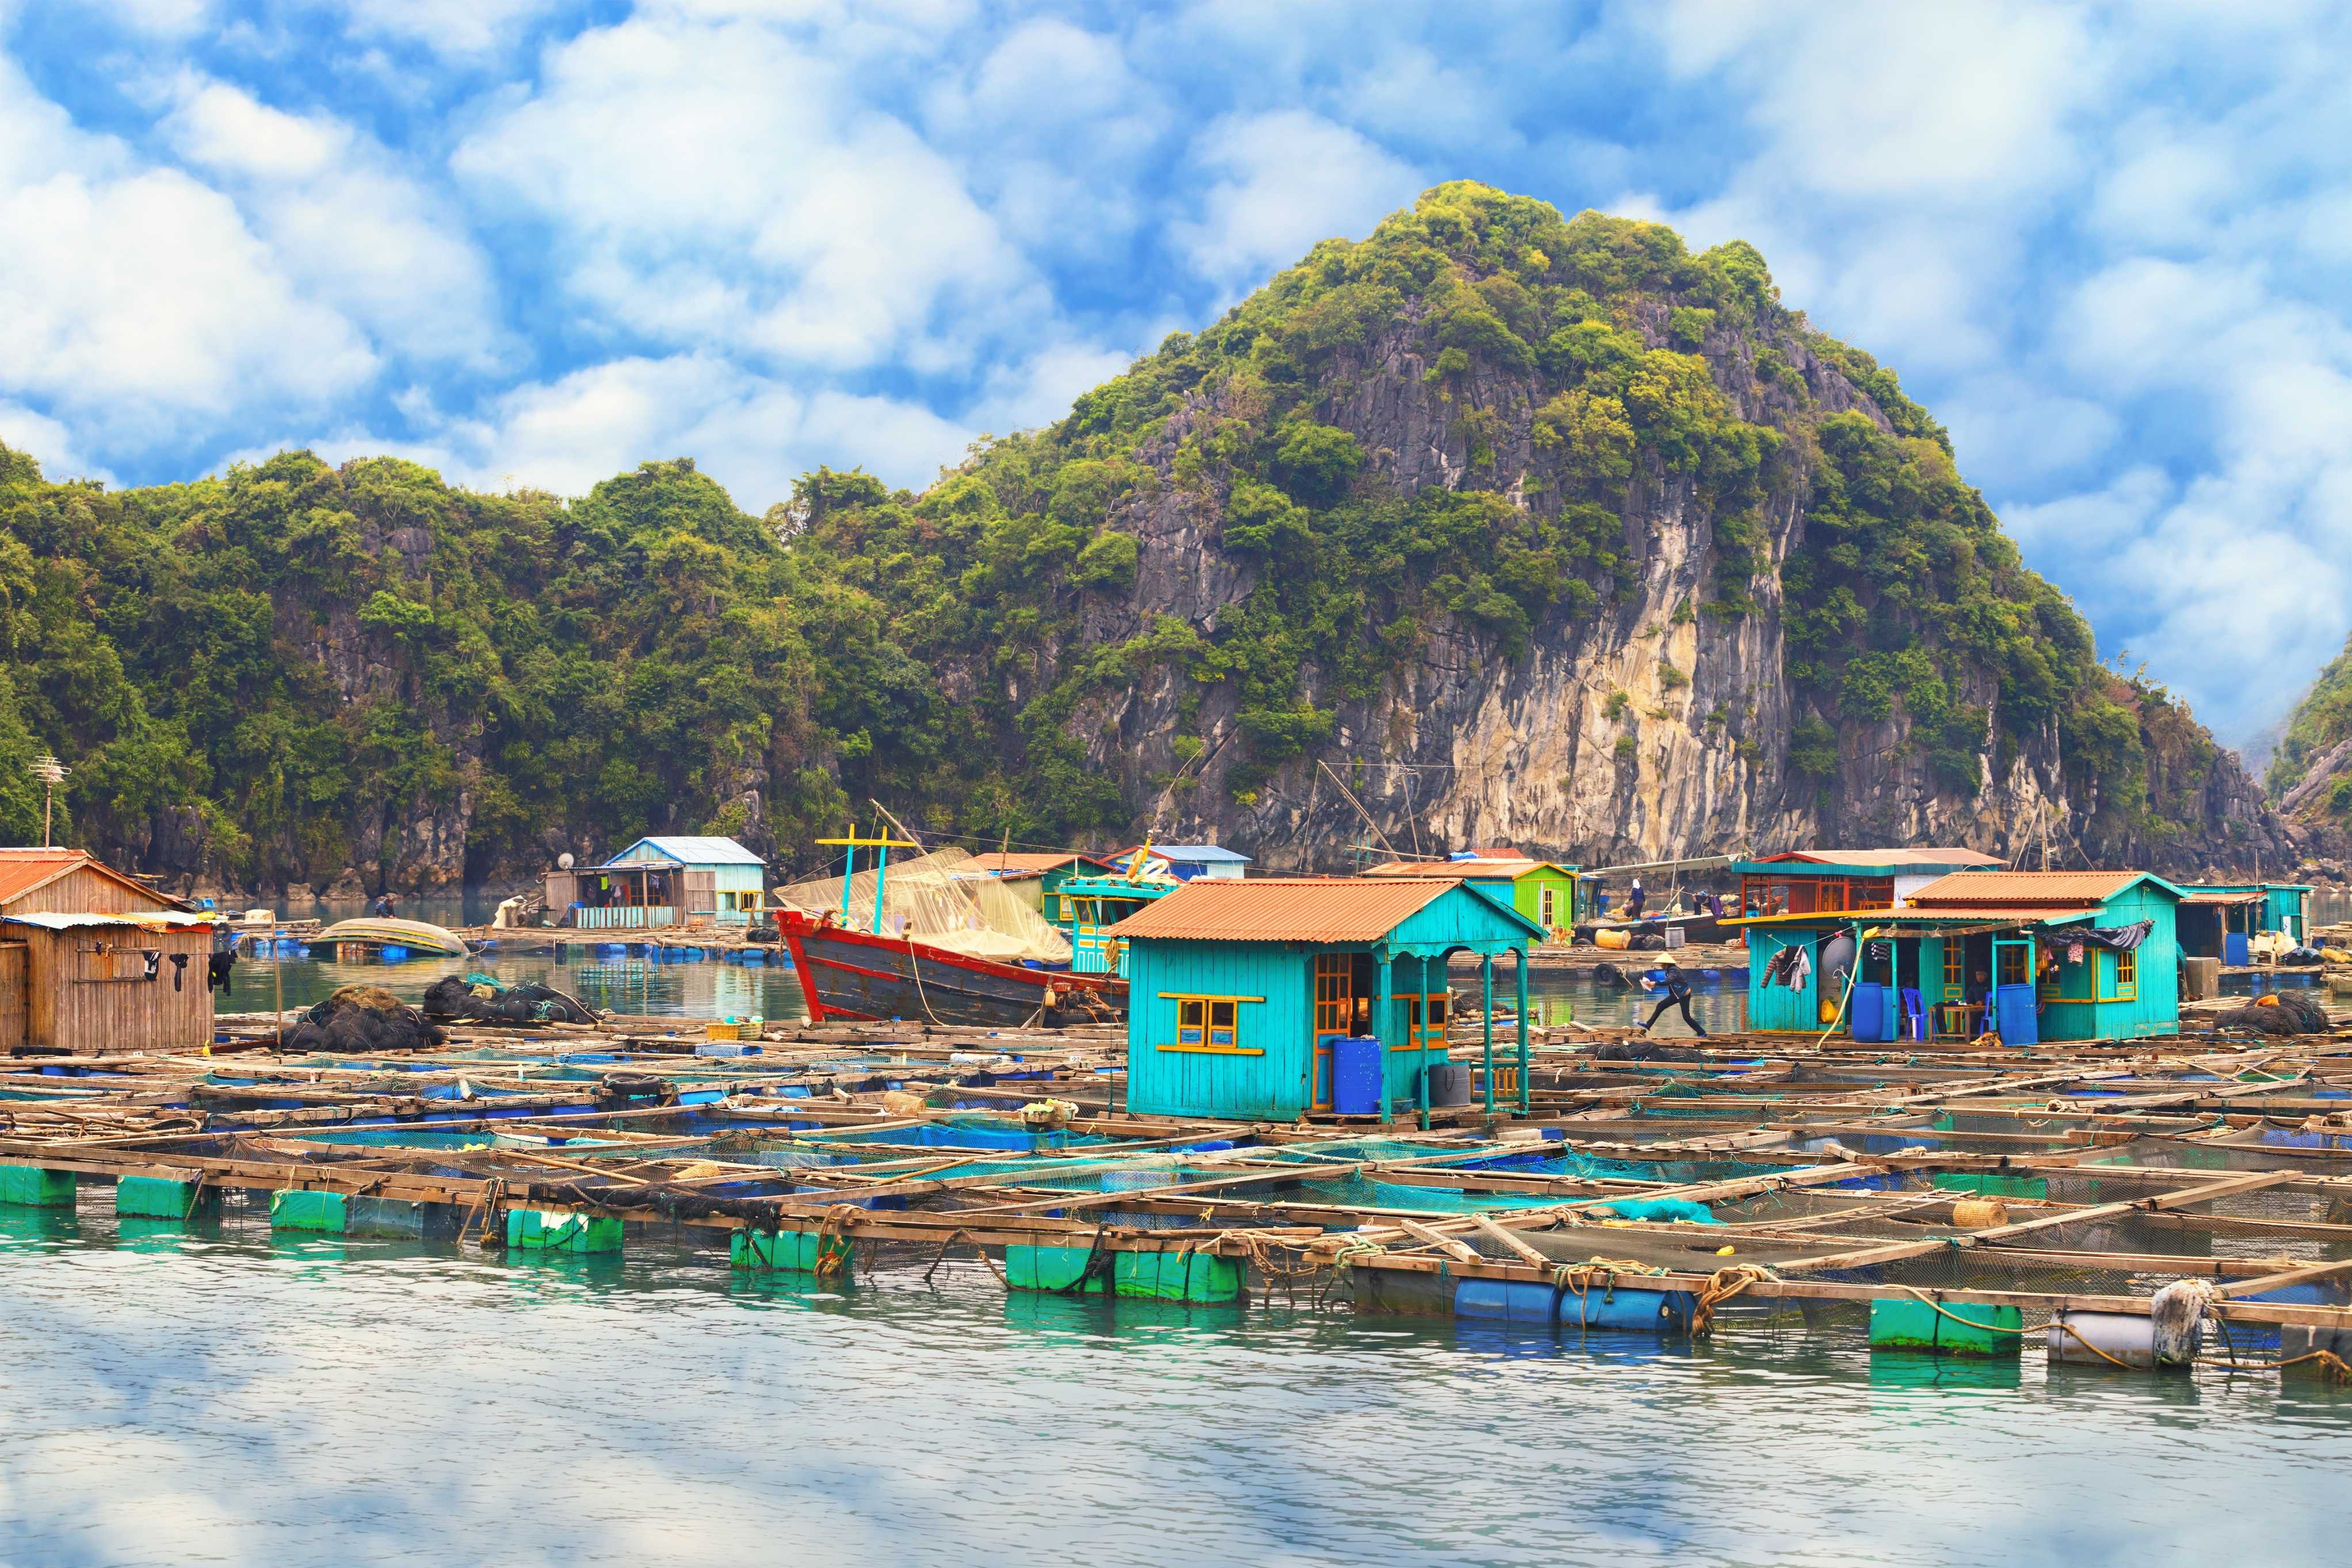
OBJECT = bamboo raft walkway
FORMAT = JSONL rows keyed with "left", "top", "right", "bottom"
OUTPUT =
{"left": 5, "top": 1007, "right": 2351, "bottom": 1381}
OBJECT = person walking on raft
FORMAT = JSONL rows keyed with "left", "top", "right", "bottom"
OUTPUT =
{"left": 1637, "top": 960, "right": 1709, "bottom": 1037}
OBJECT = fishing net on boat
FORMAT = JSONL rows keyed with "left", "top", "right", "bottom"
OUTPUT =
{"left": 773, "top": 847, "right": 1072, "bottom": 965}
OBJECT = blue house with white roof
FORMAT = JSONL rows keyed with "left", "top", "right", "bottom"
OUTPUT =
{"left": 547, "top": 835, "right": 767, "bottom": 928}
{"left": 1150, "top": 844, "right": 1251, "bottom": 882}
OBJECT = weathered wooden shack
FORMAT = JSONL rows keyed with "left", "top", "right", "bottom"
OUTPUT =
{"left": 1109, "top": 878, "right": 1543, "bottom": 1121}
{"left": 0, "top": 849, "right": 212, "bottom": 1054}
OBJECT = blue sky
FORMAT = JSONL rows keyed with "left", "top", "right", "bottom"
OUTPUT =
{"left": 1, "top": 1, "right": 2347, "bottom": 749}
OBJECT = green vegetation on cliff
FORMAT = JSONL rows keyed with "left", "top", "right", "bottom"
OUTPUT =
{"left": 0, "top": 183, "right": 2225, "bottom": 884}
{"left": 2270, "top": 632, "right": 2352, "bottom": 824}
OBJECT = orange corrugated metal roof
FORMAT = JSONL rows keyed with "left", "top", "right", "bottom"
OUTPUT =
{"left": 0, "top": 848, "right": 172, "bottom": 908}
{"left": 2181, "top": 890, "right": 2264, "bottom": 905}
{"left": 967, "top": 852, "right": 1104, "bottom": 875}
{"left": 1106, "top": 877, "right": 1460, "bottom": 942}
{"left": 1907, "top": 870, "right": 2148, "bottom": 905}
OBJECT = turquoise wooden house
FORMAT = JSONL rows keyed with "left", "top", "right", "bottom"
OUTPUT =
{"left": 1108, "top": 878, "right": 1545, "bottom": 1123}
{"left": 1733, "top": 870, "right": 2183, "bottom": 1045}
{"left": 548, "top": 836, "right": 768, "bottom": 929}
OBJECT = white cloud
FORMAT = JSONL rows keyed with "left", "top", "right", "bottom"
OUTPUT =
{"left": 0, "top": 400, "right": 114, "bottom": 485}
{"left": 338, "top": 0, "right": 563, "bottom": 58}
{"left": 1174, "top": 109, "right": 1423, "bottom": 290}
{"left": 276, "top": 354, "right": 972, "bottom": 510}
{"left": 0, "top": 58, "right": 375, "bottom": 444}
{"left": 454, "top": 11, "right": 1043, "bottom": 374}
{"left": 1651, "top": 1, "right": 2102, "bottom": 206}
{"left": 161, "top": 76, "right": 504, "bottom": 369}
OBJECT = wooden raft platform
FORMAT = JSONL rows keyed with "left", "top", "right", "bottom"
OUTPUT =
{"left": 5, "top": 1009, "right": 2350, "bottom": 1374}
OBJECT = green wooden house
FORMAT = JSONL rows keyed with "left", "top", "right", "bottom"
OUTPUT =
{"left": 1362, "top": 854, "right": 1582, "bottom": 940}
{"left": 1734, "top": 870, "right": 2183, "bottom": 1045}
{"left": 1108, "top": 878, "right": 1546, "bottom": 1122}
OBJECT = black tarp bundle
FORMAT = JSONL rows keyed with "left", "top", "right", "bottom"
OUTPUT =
{"left": 421, "top": 974, "right": 599, "bottom": 1026}
{"left": 281, "top": 985, "right": 448, "bottom": 1053}
{"left": 2215, "top": 991, "right": 2332, "bottom": 1036}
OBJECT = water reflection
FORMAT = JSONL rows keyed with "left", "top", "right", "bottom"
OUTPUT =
{"left": 0, "top": 1211, "right": 2342, "bottom": 1568}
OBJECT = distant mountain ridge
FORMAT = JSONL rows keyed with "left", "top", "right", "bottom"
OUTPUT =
{"left": 0, "top": 182, "right": 2332, "bottom": 893}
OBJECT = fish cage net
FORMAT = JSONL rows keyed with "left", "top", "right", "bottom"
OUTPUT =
{"left": 774, "top": 847, "right": 1072, "bottom": 965}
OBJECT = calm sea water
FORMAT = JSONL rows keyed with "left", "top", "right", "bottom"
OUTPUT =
{"left": 0, "top": 1205, "right": 2343, "bottom": 1567}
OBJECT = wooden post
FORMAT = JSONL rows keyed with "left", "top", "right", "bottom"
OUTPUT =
{"left": 1515, "top": 946, "right": 1530, "bottom": 1115}
{"left": 1375, "top": 947, "right": 1393, "bottom": 1121}
{"left": 1481, "top": 952, "right": 1495, "bottom": 1115}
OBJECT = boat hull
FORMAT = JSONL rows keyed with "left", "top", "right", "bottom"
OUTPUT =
{"left": 777, "top": 913, "right": 1124, "bottom": 1027}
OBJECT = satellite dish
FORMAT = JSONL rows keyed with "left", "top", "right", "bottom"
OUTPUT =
{"left": 558, "top": 852, "right": 575, "bottom": 870}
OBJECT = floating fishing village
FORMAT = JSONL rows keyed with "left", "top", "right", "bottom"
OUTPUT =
{"left": 6, "top": 825, "right": 2350, "bottom": 1384}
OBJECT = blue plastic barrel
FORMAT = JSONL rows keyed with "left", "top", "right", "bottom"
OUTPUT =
{"left": 2224, "top": 931, "right": 2250, "bottom": 967}
{"left": 379, "top": 945, "right": 408, "bottom": 962}
{"left": 1562, "top": 1284, "right": 1697, "bottom": 1333}
{"left": 1850, "top": 982, "right": 1887, "bottom": 1042}
{"left": 1331, "top": 1035, "right": 1383, "bottom": 1115}
{"left": 1454, "top": 1279, "right": 1560, "bottom": 1324}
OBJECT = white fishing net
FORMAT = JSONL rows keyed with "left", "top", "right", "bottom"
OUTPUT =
{"left": 774, "top": 847, "right": 1073, "bottom": 965}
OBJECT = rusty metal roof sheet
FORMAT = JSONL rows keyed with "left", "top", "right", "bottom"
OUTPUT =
{"left": 1905, "top": 870, "right": 2150, "bottom": 905}
{"left": 0, "top": 849, "right": 174, "bottom": 909}
{"left": 1754, "top": 847, "right": 2006, "bottom": 869}
{"left": 1105, "top": 877, "right": 1460, "bottom": 942}
{"left": 1364, "top": 859, "right": 1531, "bottom": 878}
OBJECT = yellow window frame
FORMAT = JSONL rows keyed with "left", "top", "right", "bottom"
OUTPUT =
{"left": 1397, "top": 993, "right": 1449, "bottom": 1051}
{"left": 2099, "top": 947, "right": 2138, "bottom": 1003}
{"left": 1157, "top": 993, "right": 1263, "bottom": 1055}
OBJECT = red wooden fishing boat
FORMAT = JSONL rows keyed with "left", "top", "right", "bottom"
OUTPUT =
{"left": 777, "top": 909, "right": 1125, "bottom": 1027}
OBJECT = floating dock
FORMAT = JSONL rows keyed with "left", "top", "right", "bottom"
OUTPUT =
{"left": 5, "top": 1005, "right": 2350, "bottom": 1380}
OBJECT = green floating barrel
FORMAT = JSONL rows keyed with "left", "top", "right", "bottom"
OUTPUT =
{"left": 1114, "top": 1250, "right": 1243, "bottom": 1304}
{"left": 270, "top": 1189, "right": 349, "bottom": 1233}
{"left": 1869, "top": 1296, "right": 2023, "bottom": 1357}
{"left": 116, "top": 1176, "right": 221, "bottom": 1222}
{"left": 0, "top": 1165, "right": 77, "bottom": 1208}
{"left": 1005, "top": 1243, "right": 1103, "bottom": 1293}
{"left": 505, "top": 1208, "right": 623, "bottom": 1254}
{"left": 730, "top": 1228, "right": 852, "bottom": 1275}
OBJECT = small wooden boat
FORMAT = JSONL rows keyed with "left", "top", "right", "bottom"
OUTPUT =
{"left": 312, "top": 917, "right": 471, "bottom": 958}
{"left": 777, "top": 911, "right": 1124, "bottom": 1027}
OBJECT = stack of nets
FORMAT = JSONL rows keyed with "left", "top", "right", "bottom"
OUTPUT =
{"left": 282, "top": 985, "right": 446, "bottom": 1053}
{"left": 422, "top": 973, "right": 599, "bottom": 1026}
{"left": 773, "top": 847, "right": 1072, "bottom": 965}
{"left": 2215, "top": 990, "right": 2332, "bottom": 1035}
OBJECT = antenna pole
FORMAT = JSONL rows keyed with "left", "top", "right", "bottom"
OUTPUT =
{"left": 1317, "top": 760, "right": 1402, "bottom": 860}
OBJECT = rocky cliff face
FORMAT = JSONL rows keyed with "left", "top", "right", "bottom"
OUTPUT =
{"left": 1025, "top": 206, "right": 2302, "bottom": 880}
